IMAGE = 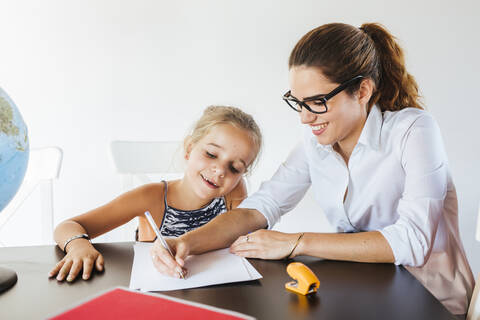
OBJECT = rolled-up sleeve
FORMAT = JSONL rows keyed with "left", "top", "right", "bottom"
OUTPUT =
{"left": 379, "top": 114, "right": 449, "bottom": 267}
{"left": 238, "top": 141, "right": 312, "bottom": 229}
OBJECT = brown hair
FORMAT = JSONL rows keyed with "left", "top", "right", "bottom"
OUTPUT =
{"left": 288, "top": 23, "right": 423, "bottom": 112}
{"left": 185, "top": 105, "right": 262, "bottom": 174}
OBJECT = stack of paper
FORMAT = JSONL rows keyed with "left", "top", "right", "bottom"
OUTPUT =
{"left": 129, "top": 242, "right": 262, "bottom": 291}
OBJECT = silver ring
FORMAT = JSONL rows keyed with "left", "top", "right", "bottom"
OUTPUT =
{"left": 246, "top": 235, "right": 249, "bottom": 242}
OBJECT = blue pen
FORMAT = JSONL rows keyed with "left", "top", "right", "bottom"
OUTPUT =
{"left": 144, "top": 211, "right": 185, "bottom": 279}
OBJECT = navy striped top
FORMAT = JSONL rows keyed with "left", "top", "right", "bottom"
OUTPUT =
{"left": 158, "top": 180, "right": 227, "bottom": 237}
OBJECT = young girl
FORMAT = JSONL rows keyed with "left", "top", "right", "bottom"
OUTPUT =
{"left": 48, "top": 105, "right": 262, "bottom": 282}
{"left": 153, "top": 23, "right": 474, "bottom": 315}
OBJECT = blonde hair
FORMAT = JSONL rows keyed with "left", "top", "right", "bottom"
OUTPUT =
{"left": 184, "top": 105, "right": 262, "bottom": 174}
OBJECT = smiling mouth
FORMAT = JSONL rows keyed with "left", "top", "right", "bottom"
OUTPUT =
{"left": 201, "top": 174, "right": 219, "bottom": 188}
{"left": 311, "top": 122, "right": 328, "bottom": 130}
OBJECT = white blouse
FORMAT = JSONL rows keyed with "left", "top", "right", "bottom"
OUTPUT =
{"left": 238, "top": 105, "right": 474, "bottom": 314}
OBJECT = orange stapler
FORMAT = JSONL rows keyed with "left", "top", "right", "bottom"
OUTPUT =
{"left": 285, "top": 262, "right": 320, "bottom": 295}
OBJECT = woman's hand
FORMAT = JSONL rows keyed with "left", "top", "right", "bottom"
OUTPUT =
{"left": 229, "top": 229, "right": 301, "bottom": 259}
{"left": 48, "top": 240, "right": 104, "bottom": 282}
{"left": 150, "top": 237, "right": 189, "bottom": 278}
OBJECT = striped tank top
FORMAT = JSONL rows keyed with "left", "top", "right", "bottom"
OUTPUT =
{"left": 158, "top": 180, "right": 227, "bottom": 237}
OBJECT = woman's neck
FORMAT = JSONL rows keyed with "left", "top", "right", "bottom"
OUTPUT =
{"left": 334, "top": 117, "right": 367, "bottom": 165}
{"left": 167, "top": 179, "right": 214, "bottom": 211}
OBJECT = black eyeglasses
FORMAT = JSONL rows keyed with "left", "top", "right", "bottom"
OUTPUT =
{"left": 283, "top": 75, "right": 364, "bottom": 114}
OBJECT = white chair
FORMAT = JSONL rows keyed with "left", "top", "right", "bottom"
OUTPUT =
{"left": 467, "top": 204, "right": 480, "bottom": 320}
{"left": 0, "top": 147, "right": 63, "bottom": 245}
{"left": 103, "top": 141, "right": 185, "bottom": 242}
{"left": 110, "top": 140, "right": 185, "bottom": 191}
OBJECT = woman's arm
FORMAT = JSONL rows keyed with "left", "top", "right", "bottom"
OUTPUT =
{"left": 296, "top": 231, "right": 394, "bottom": 262}
{"left": 230, "top": 229, "right": 394, "bottom": 262}
{"left": 150, "top": 207, "right": 267, "bottom": 278}
{"left": 151, "top": 142, "right": 311, "bottom": 276}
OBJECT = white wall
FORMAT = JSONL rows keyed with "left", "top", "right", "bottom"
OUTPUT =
{"left": 0, "top": 0, "right": 478, "bottom": 275}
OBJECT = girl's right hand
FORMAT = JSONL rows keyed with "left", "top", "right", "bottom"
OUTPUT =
{"left": 48, "top": 241, "right": 104, "bottom": 282}
{"left": 151, "top": 237, "right": 189, "bottom": 278}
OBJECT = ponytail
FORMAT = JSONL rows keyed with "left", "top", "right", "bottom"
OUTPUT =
{"left": 289, "top": 22, "right": 423, "bottom": 112}
{"left": 360, "top": 23, "right": 423, "bottom": 111}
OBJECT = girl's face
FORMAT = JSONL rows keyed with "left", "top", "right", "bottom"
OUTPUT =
{"left": 289, "top": 65, "right": 368, "bottom": 148}
{"left": 184, "top": 124, "right": 256, "bottom": 201}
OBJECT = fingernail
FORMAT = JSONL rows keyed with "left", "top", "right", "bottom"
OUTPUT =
{"left": 83, "top": 274, "right": 89, "bottom": 280}
{"left": 176, "top": 267, "right": 183, "bottom": 274}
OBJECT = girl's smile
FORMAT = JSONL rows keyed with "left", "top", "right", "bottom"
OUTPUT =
{"left": 180, "top": 123, "right": 256, "bottom": 208}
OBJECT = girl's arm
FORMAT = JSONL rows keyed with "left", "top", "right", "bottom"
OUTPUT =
{"left": 58, "top": 183, "right": 164, "bottom": 241}
{"left": 50, "top": 183, "right": 165, "bottom": 281}
{"left": 151, "top": 207, "right": 267, "bottom": 278}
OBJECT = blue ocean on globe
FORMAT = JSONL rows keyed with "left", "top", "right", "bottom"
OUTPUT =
{"left": 0, "top": 87, "right": 29, "bottom": 212}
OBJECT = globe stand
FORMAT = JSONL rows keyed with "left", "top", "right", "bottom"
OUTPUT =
{"left": 0, "top": 266, "right": 17, "bottom": 293}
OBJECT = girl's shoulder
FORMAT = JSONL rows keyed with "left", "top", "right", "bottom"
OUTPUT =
{"left": 136, "top": 182, "right": 166, "bottom": 201}
{"left": 136, "top": 182, "right": 167, "bottom": 242}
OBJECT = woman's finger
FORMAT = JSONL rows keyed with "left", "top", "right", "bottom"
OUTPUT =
{"left": 230, "top": 240, "right": 256, "bottom": 252}
{"left": 66, "top": 260, "right": 83, "bottom": 282}
{"left": 233, "top": 248, "right": 261, "bottom": 259}
{"left": 230, "top": 241, "right": 260, "bottom": 257}
{"left": 56, "top": 260, "right": 73, "bottom": 281}
{"left": 230, "top": 234, "right": 250, "bottom": 249}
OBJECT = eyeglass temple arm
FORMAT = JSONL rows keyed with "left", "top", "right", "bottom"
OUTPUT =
{"left": 323, "top": 75, "right": 365, "bottom": 100}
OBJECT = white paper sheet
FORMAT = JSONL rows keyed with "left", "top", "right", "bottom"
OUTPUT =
{"left": 129, "top": 242, "right": 262, "bottom": 291}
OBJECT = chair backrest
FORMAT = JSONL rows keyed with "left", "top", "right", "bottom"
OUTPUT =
{"left": 0, "top": 147, "right": 63, "bottom": 246}
{"left": 467, "top": 204, "right": 480, "bottom": 320}
{"left": 110, "top": 140, "right": 185, "bottom": 189}
{"left": 105, "top": 141, "right": 184, "bottom": 242}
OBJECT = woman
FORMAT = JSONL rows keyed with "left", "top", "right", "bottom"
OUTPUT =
{"left": 152, "top": 23, "right": 474, "bottom": 315}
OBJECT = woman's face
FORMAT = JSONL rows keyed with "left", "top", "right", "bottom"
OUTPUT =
{"left": 289, "top": 65, "right": 368, "bottom": 148}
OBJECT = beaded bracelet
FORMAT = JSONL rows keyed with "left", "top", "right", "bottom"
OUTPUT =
{"left": 286, "top": 233, "right": 304, "bottom": 259}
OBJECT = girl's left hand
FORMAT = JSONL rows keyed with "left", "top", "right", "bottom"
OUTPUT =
{"left": 229, "top": 229, "right": 301, "bottom": 260}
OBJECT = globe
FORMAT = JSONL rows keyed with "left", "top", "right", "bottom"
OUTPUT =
{"left": 0, "top": 86, "right": 29, "bottom": 293}
{"left": 0, "top": 87, "right": 29, "bottom": 211}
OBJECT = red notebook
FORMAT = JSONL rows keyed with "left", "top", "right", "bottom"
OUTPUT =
{"left": 49, "top": 287, "right": 254, "bottom": 320}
